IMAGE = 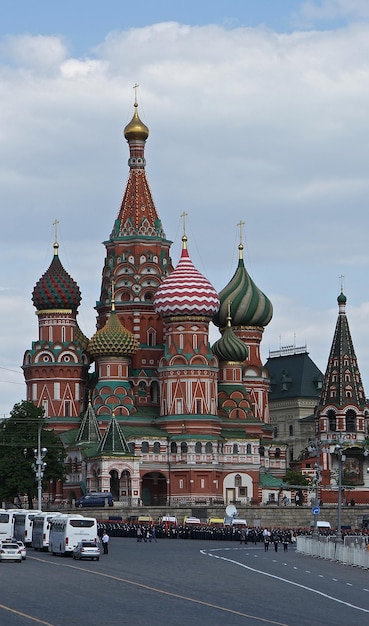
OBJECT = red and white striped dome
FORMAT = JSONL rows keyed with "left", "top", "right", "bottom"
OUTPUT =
{"left": 154, "top": 238, "right": 220, "bottom": 317}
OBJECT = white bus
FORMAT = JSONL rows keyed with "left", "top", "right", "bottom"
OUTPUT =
{"left": 13, "top": 510, "right": 42, "bottom": 546}
{"left": 32, "top": 512, "right": 62, "bottom": 551}
{"left": 49, "top": 515, "right": 98, "bottom": 556}
{"left": 0, "top": 509, "right": 15, "bottom": 541}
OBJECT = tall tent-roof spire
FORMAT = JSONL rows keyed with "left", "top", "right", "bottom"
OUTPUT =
{"left": 97, "top": 411, "right": 131, "bottom": 454}
{"left": 76, "top": 399, "right": 102, "bottom": 444}
{"left": 317, "top": 288, "right": 367, "bottom": 408}
{"left": 110, "top": 85, "right": 166, "bottom": 241}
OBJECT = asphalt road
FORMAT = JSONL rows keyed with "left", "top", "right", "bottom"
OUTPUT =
{"left": 1, "top": 538, "right": 369, "bottom": 625}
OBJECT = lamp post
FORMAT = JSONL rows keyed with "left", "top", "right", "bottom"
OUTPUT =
{"left": 312, "top": 462, "right": 322, "bottom": 538}
{"left": 334, "top": 439, "right": 344, "bottom": 543}
{"left": 31, "top": 421, "right": 47, "bottom": 511}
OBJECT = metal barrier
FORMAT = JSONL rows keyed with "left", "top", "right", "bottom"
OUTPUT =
{"left": 296, "top": 535, "right": 369, "bottom": 568}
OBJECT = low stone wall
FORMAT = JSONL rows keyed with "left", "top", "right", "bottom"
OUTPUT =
{"left": 53, "top": 502, "right": 369, "bottom": 529}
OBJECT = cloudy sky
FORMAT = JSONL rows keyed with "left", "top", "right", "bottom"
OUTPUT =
{"left": 1, "top": 0, "right": 369, "bottom": 417}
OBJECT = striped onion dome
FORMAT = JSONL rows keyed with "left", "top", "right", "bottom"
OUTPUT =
{"left": 213, "top": 243, "right": 273, "bottom": 329}
{"left": 212, "top": 310, "right": 248, "bottom": 362}
{"left": 154, "top": 236, "right": 220, "bottom": 317}
{"left": 32, "top": 242, "right": 81, "bottom": 312}
{"left": 88, "top": 309, "right": 139, "bottom": 357}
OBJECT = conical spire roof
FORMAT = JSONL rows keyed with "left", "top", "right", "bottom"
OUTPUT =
{"left": 32, "top": 242, "right": 81, "bottom": 312}
{"left": 213, "top": 242, "right": 272, "bottom": 329}
{"left": 153, "top": 235, "right": 220, "bottom": 317}
{"left": 97, "top": 412, "right": 131, "bottom": 454}
{"left": 76, "top": 401, "right": 102, "bottom": 444}
{"left": 317, "top": 290, "right": 366, "bottom": 408}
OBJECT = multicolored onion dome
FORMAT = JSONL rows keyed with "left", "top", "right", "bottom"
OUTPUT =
{"left": 74, "top": 324, "right": 89, "bottom": 351}
{"left": 213, "top": 245, "right": 273, "bottom": 328}
{"left": 88, "top": 310, "right": 139, "bottom": 357}
{"left": 124, "top": 102, "right": 149, "bottom": 142}
{"left": 32, "top": 243, "right": 81, "bottom": 312}
{"left": 154, "top": 237, "right": 220, "bottom": 317}
{"left": 212, "top": 318, "right": 248, "bottom": 362}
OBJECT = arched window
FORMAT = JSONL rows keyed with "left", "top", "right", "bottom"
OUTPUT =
{"left": 141, "top": 441, "right": 149, "bottom": 453}
{"left": 273, "top": 426, "right": 278, "bottom": 438}
{"left": 275, "top": 447, "right": 281, "bottom": 459}
{"left": 181, "top": 442, "right": 188, "bottom": 455}
{"left": 259, "top": 445, "right": 265, "bottom": 457}
{"left": 195, "top": 442, "right": 202, "bottom": 453}
{"left": 127, "top": 442, "right": 135, "bottom": 454}
{"left": 170, "top": 442, "right": 177, "bottom": 454}
{"left": 153, "top": 441, "right": 160, "bottom": 454}
{"left": 289, "top": 424, "right": 293, "bottom": 436}
{"left": 233, "top": 443, "right": 239, "bottom": 455}
{"left": 205, "top": 442, "right": 213, "bottom": 454}
{"left": 138, "top": 381, "right": 146, "bottom": 397}
{"left": 346, "top": 409, "right": 356, "bottom": 432}
{"left": 246, "top": 443, "right": 251, "bottom": 454}
{"left": 327, "top": 409, "right": 336, "bottom": 432}
{"left": 235, "top": 474, "right": 242, "bottom": 487}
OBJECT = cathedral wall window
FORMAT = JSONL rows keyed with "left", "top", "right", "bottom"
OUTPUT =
{"left": 195, "top": 442, "right": 202, "bottom": 453}
{"left": 346, "top": 409, "right": 356, "bottom": 432}
{"left": 289, "top": 424, "right": 293, "bottom": 436}
{"left": 32, "top": 384, "right": 37, "bottom": 401}
{"left": 327, "top": 409, "right": 336, "bottom": 431}
{"left": 61, "top": 326, "right": 66, "bottom": 342}
{"left": 181, "top": 442, "right": 188, "bottom": 455}
{"left": 49, "top": 327, "right": 53, "bottom": 342}
{"left": 246, "top": 443, "right": 251, "bottom": 454}
{"left": 275, "top": 447, "right": 281, "bottom": 459}
{"left": 179, "top": 334, "right": 184, "bottom": 350}
{"left": 205, "top": 442, "right": 213, "bottom": 454}
{"left": 170, "top": 442, "right": 177, "bottom": 454}
{"left": 54, "top": 382, "right": 60, "bottom": 400}
{"left": 235, "top": 474, "right": 242, "bottom": 487}
{"left": 64, "top": 400, "right": 70, "bottom": 417}
{"left": 42, "top": 399, "right": 48, "bottom": 417}
{"left": 201, "top": 479, "right": 205, "bottom": 489}
{"left": 196, "top": 399, "right": 202, "bottom": 414}
{"left": 75, "top": 383, "right": 80, "bottom": 401}
{"left": 233, "top": 443, "right": 239, "bottom": 455}
{"left": 147, "top": 328, "right": 156, "bottom": 346}
{"left": 153, "top": 441, "right": 160, "bottom": 453}
{"left": 179, "top": 479, "right": 184, "bottom": 489}
{"left": 193, "top": 334, "right": 198, "bottom": 350}
{"left": 141, "top": 441, "right": 149, "bottom": 453}
{"left": 176, "top": 399, "right": 183, "bottom": 414}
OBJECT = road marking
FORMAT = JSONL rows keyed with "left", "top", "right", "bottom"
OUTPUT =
{"left": 0, "top": 603, "right": 54, "bottom": 625}
{"left": 29, "top": 556, "right": 290, "bottom": 626}
{"left": 201, "top": 549, "right": 369, "bottom": 615}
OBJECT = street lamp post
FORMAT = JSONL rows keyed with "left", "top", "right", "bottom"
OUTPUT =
{"left": 32, "top": 421, "right": 48, "bottom": 511}
{"left": 334, "top": 440, "right": 344, "bottom": 543}
{"left": 312, "top": 462, "right": 322, "bottom": 538}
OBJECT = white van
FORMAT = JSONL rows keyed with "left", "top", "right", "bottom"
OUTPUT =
{"left": 310, "top": 521, "right": 331, "bottom": 529}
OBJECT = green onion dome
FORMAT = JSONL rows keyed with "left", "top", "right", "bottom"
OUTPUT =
{"left": 212, "top": 316, "right": 248, "bottom": 362}
{"left": 88, "top": 310, "right": 139, "bottom": 357}
{"left": 32, "top": 243, "right": 81, "bottom": 312}
{"left": 74, "top": 323, "right": 89, "bottom": 351}
{"left": 124, "top": 102, "right": 149, "bottom": 142}
{"left": 337, "top": 290, "right": 347, "bottom": 305}
{"left": 213, "top": 244, "right": 273, "bottom": 329}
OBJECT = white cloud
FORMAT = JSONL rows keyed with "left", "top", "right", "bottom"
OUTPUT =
{"left": 295, "top": 0, "right": 369, "bottom": 25}
{"left": 1, "top": 22, "right": 369, "bottom": 415}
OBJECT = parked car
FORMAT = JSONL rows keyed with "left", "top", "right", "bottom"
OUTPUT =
{"left": 16, "top": 540, "right": 26, "bottom": 560}
{"left": 0, "top": 542, "right": 22, "bottom": 563}
{"left": 75, "top": 492, "right": 114, "bottom": 508}
{"left": 73, "top": 541, "right": 100, "bottom": 561}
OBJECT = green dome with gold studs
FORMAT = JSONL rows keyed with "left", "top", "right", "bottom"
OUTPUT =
{"left": 88, "top": 310, "right": 139, "bottom": 357}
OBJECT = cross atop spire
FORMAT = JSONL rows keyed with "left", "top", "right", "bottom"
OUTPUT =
{"left": 53, "top": 219, "right": 60, "bottom": 256}
{"left": 133, "top": 83, "right": 139, "bottom": 105}
{"left": 237, "top": 220, "right": 245, "bottom": 259}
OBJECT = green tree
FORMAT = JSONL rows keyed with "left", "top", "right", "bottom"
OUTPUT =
{"left": 283, "top": 469, "right": 311, "bottom": 487}
{"left": 0, "top": 401, "right": 66, "bottom": 508}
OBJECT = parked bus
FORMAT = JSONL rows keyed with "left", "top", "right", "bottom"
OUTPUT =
{"left": 32, "top": 512, "right": 62, "bottom": 551}
{"left": 0, "top": 509, "right": 15, "bottom": 541}
{"left": 49, "top": 515, "right": 98, "bottom": 556}
{"left": 13, "top": 510, "right": 42, "bottom": 546}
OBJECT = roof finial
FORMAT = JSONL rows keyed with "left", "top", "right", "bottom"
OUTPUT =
{"left": 181, "top": 211, "right": 188, "bottom": 249}
{"left": 111, "top": 279, "right": 116, "bottom": 312}
{"left": 339, "top": 274, "right": 345, "bottom": 294}
{"left": 237, "top": 220, "right": 244, "bottom": 259}
{"left": 53, "top": 218, "right": 59, "bottom": 256}
{"left": 133, "top": 82, "right": 139, "bottom": 106}
{"left": 226, "top": 300, "right": 232, "bottom": 327}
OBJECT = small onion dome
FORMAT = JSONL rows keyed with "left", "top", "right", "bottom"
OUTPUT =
{"left": 32, "top": 242, "right": 81, "bottom": 311}
{"left": 124, "top": 102, "right": 149, "bottom": 142}
{"left": 212, "top": 319, "right": 248, "bottom": 363}
{"left": 154, "top": 237, "right": 220, "bottom": 317}
{"left": 213, "top": 245, "right": 272, "bottom": 328}
{"left": 337, "top": 291, "right": 347, "bottom": 305}
{"left": 88, "top": 310, "right": 139, "bottom": 357}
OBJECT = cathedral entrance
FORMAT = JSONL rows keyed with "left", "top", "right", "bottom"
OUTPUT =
{"left": 141, "top": 472, "right": 167, "bottom": 506}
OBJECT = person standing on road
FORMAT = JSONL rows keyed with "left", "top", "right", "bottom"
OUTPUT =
{"left": 102, "top": 531, "right": 109, "bottom": 554}
{"left": 136, "top": 526, "right": 143, "bottom": 542}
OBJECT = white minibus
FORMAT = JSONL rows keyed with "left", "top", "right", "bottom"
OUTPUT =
{"left": 32, "top": 512, "right": 62, "bottom": 551}
{"left": 13, "top": 510, "right": 42, "bottom": 546}
{"left": 0, "top": 509, "right": 15, "bottom": 541}
{"left": 49, "top": 515, "right": 98, "bottom": 556}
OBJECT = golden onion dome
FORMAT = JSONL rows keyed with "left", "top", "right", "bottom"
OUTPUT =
{"left": 124, "top": 102, "right": 149, "bottom": 142}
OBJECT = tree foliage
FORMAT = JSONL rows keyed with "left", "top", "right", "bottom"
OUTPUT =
{"left": 283, "top": 469, "right": 311, "bottom": 487}
{"left": 0, "top": 401, "right": 66, "bottom": 507}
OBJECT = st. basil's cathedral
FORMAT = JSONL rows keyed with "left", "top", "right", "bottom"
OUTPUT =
{"left": 22, "top": 96, "right": 369, "bottom": 507}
